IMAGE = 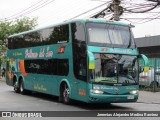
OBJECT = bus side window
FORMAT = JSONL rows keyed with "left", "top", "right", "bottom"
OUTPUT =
{"left": 56, "top": 59, "right": 69, "bottom": 76}
{"left": 71, "top": 22, "right": 87, "bottom": 81}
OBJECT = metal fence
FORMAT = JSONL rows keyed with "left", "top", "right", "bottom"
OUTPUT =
{"left": 139, "top": 57, "right": 160, "bottom": 92}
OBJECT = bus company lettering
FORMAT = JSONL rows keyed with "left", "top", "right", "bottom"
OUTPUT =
{"left": 25, "top": 49, "right": 38, "bottom": 58}
{"left": 39, "top": 48, "right": 45, "bottom": 57}
{"left": 25, "top": 47, "right": 53, "bottom": 58}
{"left": 110, "top": 49, "right": 132, "bottom": 54}
{"left": 46, "top": 47, "right": 53, "bottom": 57}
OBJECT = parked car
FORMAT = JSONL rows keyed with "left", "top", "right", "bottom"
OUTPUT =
{"left": 139, "top": 67, "right": 160, "bottom": 87}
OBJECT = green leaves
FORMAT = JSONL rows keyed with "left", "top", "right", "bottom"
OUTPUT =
{"left": 0, "top": 17, "right": 38, "bottom": 64}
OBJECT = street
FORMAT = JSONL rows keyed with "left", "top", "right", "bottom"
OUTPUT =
{"left": 0, "top": 78, "right": 160, "bottom": 120}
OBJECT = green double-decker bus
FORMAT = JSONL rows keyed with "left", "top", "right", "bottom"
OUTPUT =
{"left": 6, "top": 18, "right": 148, "bottom": 104}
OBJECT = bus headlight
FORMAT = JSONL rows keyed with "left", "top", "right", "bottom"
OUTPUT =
{"left": 130, "top": 90, "right": 139, "bottom": 94}
{"left": 90, "top": 89, "right": 104, "bottom": 94}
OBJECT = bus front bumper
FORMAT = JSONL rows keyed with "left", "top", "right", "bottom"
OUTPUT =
{"left": 88, "top": 93, "right": 138, "bottom": 103}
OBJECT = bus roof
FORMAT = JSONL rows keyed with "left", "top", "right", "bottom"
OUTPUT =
{"left": 9, "top": 18, "right": 129, "bottom": 38}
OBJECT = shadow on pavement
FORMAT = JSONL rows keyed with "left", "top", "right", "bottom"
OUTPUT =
{"left": 8, "top": 90, "right": 133, "bottom": 111}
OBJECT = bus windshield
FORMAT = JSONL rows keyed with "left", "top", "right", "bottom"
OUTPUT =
{"left": 86, "top": 23, "right": 135, "bottom": 48}
{"left": 90, "top": 54, "right": 138, "bottom": 85}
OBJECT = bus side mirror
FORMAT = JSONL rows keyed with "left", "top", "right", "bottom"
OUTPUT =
{"left": 87, "top": 51, "right": 95, "bottom": 70}
{"left": 138, "top": 54, "right": 149, "bottom": 72}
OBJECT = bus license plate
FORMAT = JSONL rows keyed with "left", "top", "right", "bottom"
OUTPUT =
{"left": 127, "top": 95, "right": 134, "bottom": 99}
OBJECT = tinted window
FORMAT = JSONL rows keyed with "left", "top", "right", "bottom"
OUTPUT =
{"left": 25, "top": 60, "right": 48, "bottom": 74}
{"left": 86, "top": 23, "right": 135, "bottom": 48}
{"left": 71, "top": 22, "right": 87, "bottom": 81}
{"left": 56, "top": 59, "right": 69, "bottom": 76}
{"left": 8, "top": 24, "right": 69, "bottom": 49}
{"left": 25, "top": 59, "right": 69, "bottom": 76}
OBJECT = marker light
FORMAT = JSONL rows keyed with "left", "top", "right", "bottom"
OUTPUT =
{"left": 106, "top": 20, "right": 114, "bottom": 22}
{"left": 58, "top": 46, "right": 65, "bottom": 53}
{"left": 90, "top": 89, "right": 104, "bottom": 94}
{"left": 130, "top": 90, "right": 139, "bottom": 94}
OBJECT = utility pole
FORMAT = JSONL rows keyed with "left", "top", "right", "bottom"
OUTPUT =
{"left": 113, "top": 0, "right": 121, "bottom": 21}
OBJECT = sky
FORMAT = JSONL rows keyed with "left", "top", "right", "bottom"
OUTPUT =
{"left": 0, "top": 0, "right": 160, "bottom": 38}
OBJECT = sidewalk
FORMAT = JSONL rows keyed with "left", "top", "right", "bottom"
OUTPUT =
{"left": 138, "top": 91, "right": 160, "bottom": 104}
{"left": 0, "top": 77, "right": 5, "bottom": 82}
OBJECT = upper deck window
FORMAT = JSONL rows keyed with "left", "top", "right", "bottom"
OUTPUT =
{"left": 8, "top": 24, "right": 69, "bottom": 49}
{"left": 86, "top": 23, "right": 135, "bottom": 48}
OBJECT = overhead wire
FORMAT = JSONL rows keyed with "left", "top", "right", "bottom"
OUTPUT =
{"left": 118, "top": 0, "right": 160, "bottom": 24}
{"left": 1, "top": 0, "right": 45, "bottom": 20}
{"left": 15, "top": 0, "right": 56, "bottom": 18}
{"left": 90, "top": 1, "right": 112, "bottom": 18}
{"left": 2, "top": 0, "right": 160, "bottom": 27}
{"left": 124, "top": 3, "right": 159, "bottom": 13}
{"left": 2, "top": 0, "right": 55, "bottom": 21}
{"left": 68, "top": 0, "right": 111, "bottom": 20}
{"left": 39, "top": 1, "right": 107, "bottom": 26}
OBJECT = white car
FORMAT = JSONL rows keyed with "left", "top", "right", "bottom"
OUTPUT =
{"left": 139, "top": 67, "right": 160, "bottom": 87}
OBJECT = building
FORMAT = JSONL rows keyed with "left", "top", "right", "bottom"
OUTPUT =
{"left": 135, "top": 35, "right": 160, "bottom": 58}
{"left": 135, "top": 35, "right": 160, "bottom": 67}
{"left": 135, "top": 35, "right": 160, "bottom": 87}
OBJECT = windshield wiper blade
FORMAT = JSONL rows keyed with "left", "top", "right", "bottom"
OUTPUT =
{"left": 97, "top": 80, "right": 117, "bottom": 83}
{"left": 119, "top": 74, "right": 133, "bottom": 79}
{"left": 127, "top": 28, "right": 132, "bottom": 48}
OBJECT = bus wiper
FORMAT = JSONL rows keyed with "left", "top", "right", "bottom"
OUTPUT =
{"left": 127, "top": 36, "right": 132, "bottom": 48}
{"left": 126, "top": 75, "right": 134, "bottom": 80}
{"left": 119, "top": 74, "right": 133, "bottom": 80}
{"left": 127, "top": 29, "right": 132, "bottom": 48}
{"left": 97, "top": 79, "right": 117, "bottom": 83}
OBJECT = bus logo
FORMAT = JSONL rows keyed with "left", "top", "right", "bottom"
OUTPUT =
{"left": 101, "top": 48, "right": 107, "bottom": 51}
{"left": 116, "top": 89, "right": 120, "bottom": 94}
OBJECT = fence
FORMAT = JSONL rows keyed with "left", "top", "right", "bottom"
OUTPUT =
{"left": 139, "top": 57, "right": 160, "bottom": 92}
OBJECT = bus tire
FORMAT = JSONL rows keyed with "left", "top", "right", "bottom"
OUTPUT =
{"left": 14, "top": 81, "right": 20, "bottom": 93}
{"left": 19, "top": 79, "right": 27, "bottom": 95}
{"left": 62, "top": 83, "right": 71, "bottom": 104}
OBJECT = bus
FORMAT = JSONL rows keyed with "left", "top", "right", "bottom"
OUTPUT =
{"left": 6, "top": 18, "right": 149, "bottom": 104}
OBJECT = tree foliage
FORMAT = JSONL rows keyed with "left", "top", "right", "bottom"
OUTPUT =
{"left": 0, "top": 17, "right": 38, "bottom": 65}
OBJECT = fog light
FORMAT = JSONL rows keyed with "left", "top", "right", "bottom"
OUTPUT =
{"left": 130, "top": 90, "right": 139, "bottom": 94}
{"left": 90, "top": 89, "right": 104, "bottom": 94}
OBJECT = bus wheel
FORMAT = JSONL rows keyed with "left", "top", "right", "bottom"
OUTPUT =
{"left": 19, "top": 80, "right": 27, "bottom": 94}
{"left": 14, "top": 81, "right": 20, "bottom": 93}
{"left": 62, "top": 84, "right": 71, "bottom": 104}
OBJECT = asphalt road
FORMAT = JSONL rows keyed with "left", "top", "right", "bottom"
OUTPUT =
{"left": 0, "top": 80, "right": 160, "bottom": 120}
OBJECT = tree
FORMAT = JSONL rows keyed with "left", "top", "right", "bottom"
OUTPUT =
{"left": 12, "top": 17, "right": 38, "bottom": 33}
{"left": 0, "top": 17, "right": 38, "bottom": 66}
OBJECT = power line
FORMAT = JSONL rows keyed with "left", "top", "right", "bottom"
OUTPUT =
{"left": 2, "top": 0, "right": 55, "bottom": 21}
{"left": 15, "top": 0, "right": 55, "bottom": 18}
{"left": 68, "top": 1, "right": 111, "bottom": 20}
{"left": 122, "top": 12, "right": 160, "bottom": 24}
{"left": 124, "top": 2, "right": 159, "bottom": 13}
{"left": 39, "top": 1, "right": 104, "bottom": 26}
{"left": 121, "top": 17, "right": 160, "bottom": 19}
{"left": 2, "top": 0, "right": 45, "bottom": 20}
{"left": 90, "top": 4, "right": 111, "bottom": 18}
{"left": 136, "top": 14, "right": 160, "bottom": 24}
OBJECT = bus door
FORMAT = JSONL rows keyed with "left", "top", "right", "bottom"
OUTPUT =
{"left": 72, "top": 60, "right": 88, "bottom": 102}
{"left": 73, "top": 78, "right": 88, "bottom": 102}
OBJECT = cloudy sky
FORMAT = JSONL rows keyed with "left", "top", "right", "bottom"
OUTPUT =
{"left": 0, "top": 0, "right": 160, "bottom": 38}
